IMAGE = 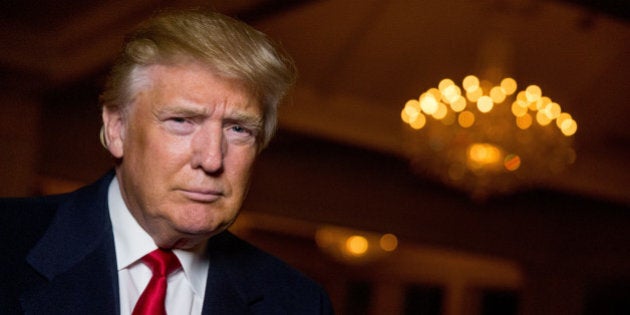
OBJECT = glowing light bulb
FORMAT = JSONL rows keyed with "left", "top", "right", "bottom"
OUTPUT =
{"left": 463, "top": 75, "right": 480, "bottom": 92}
{"left": 442, "top": 85, "right": 462, "bottom": 104}
{"left": 516, "top": 113, "right": 533, "bottom": 130}
{"left": 501, "top": 77, "right": 517, "bottom": 95}
{"left": 490, "top": 86, "right": 507, "bottom": 103}
{"left": 504, "top": 154, "right": 521, "bottom": 171}
{"left": 420, "top": 93, "right": 439, "bottom": 115}
{"left": 561, "top": 119, "right": 577, "bottom": 136}
{"left": 428, "top": 88, "right": 442, "bottom": 101}
{"left": 511, "top": 101, "right": 528, "bottom": 117}
{"left": 458, "top": 110, "right": 475, "bottom": 128}
{"left": 433, "top": 102, "right": 448, "bottom": 120}
{"left": 450, "top": 95, "right": 467, "bottom": 112}
{"left": 556, "top": 113, "right": 572, "bottom": 129}
{"left": 466, "top": 87, "right": 483, "bottom": 102}
{"left": 380, "top": 234, "right": 398, "bottom": 252}
{"left": 410, "top": 112, "right": 427, "bottom": 129}
{"left": 402, "top": 99, "right": 420, "bottom": 123}
{"left": 543, "top": 102, "right": 561, "bottom": 119}
{"left": 525, "top": 85, "right": 542, "bottom": 102}
{"left": 537, "top": 96, "right": 551, "bottom": 111}
{"left": 536, "top": 110, "right": 552, "bottom": 126}
{"left": 401, "top": 109, "right": 410, "bottom": 123}
{"left": 346, "top": 235, "right": 369, "bottom": 256}
{"left": 467, "top": 143, "right": 502, "bottom": 165}
{"left": 439, "top": 78, "right": 455, "bottom": 91}
{"left": 477, "top": 96, "right": 494, "bottom": 113}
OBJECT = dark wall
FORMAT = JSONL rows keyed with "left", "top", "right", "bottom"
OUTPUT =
{"left": 244, "top": 131, "right": 630, "bottom": 315}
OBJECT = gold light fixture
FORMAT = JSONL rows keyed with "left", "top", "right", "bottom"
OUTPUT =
{"left": 401, "top": 75, "right": 577, "bottom": 199}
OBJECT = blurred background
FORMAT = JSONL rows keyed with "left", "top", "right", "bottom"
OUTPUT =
{"left": 1, "top": 0, "right": 629, "bottom": 314}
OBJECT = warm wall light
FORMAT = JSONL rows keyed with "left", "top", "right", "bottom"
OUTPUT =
{"left": 379, "top": 233, "right": 398, "bottom": 252}
{"left": 346, "top": 235, "right": 369, "bottom": 256}
{"left": 401, "top": 75, "right": 577, "bottom": 199}
{"left": 315, "top": 226, "right": 398, "bottom": 264}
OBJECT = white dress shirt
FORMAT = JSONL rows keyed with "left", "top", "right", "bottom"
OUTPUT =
{"left": 108, "top": 177, "right": 209, "bottom": 315}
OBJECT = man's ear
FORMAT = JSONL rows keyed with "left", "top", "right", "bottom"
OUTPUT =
{"left": 102, "top": 107, "right": 125, "bottom": 158}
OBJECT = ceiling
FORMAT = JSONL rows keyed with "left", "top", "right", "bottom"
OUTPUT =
{"left": 1, "top": 0, "right": 628, "bottom": 205}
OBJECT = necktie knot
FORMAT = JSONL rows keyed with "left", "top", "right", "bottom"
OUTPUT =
{"left": 142, "top": 248, "right": 181, "bottom": 277}
{"left": 133, "top": 248, "right": 181, "bottom": 315}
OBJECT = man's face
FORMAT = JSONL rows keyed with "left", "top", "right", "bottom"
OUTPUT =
{"left": 103, "top": 63, "right": 262, "bottom": 249}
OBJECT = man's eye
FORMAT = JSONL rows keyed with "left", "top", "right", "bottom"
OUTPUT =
{"left": 226, "top": 124, "right": 258, "bottom": 145}
{"left": 163, "top": 117, "right": 195, "bottom": 135}
{"left": 170, "top": 117, "right": 187, "bottom": 123}
{"left": 231, "top": 125, "right": 248, "bottom": 133}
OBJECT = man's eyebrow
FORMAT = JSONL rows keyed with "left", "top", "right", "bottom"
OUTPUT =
{"left": 154, "top": 104, "right": 263, "bottom": 128}
{"left": 155, "top": 106, "right": 207, "bottom": 117}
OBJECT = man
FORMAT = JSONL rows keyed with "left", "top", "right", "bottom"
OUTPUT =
{"left": 0, "top": 9, "right": 333, "bottom": 314}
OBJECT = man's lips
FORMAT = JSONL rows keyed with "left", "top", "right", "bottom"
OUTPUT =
{"left": 179, "top": 189, "right": 222, "bottom": 202}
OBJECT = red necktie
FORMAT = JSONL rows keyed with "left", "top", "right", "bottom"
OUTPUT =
{"left": 132, "top": 248, "right": 181, "bottom": 315}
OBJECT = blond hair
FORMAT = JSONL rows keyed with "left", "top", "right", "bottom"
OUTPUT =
{"left": 100, "top": 9, "right": 296, "bottom": 148}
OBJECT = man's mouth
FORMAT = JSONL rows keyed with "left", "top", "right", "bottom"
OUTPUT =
{"left": 179, "top": 189, "right": 222, "bottom": 202}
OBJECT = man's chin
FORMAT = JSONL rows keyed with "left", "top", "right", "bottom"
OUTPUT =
{"left": 169, "top": 223, "right": 228, "bottom": 247}
{"left": 170, "top": 237, "right": 207, "bottom": 250}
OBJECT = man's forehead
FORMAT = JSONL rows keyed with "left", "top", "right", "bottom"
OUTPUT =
{"left": 136, "top": 63, "right": 262, "bottom": 111}
{"left": 144, "top": 62, "right": 250, "bottom": 92}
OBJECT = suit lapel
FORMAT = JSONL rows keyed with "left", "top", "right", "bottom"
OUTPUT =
{"left": 21, "top": 173, "right": 120, "bottom": 314}
{"left": 201, "top": 232, "right": 266, "bottom": 315}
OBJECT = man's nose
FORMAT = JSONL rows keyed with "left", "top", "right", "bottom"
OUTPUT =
{"left": 191, "top": 124, "right": 225, "bottom": 173}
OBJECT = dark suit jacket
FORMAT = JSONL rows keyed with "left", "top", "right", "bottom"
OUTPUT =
{"left": 0, "top": 172, "right": 333, "bottom": 314}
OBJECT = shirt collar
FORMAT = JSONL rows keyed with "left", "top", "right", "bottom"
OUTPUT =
{"left": 107, "top": 176, "right": 209, "bottom": 296}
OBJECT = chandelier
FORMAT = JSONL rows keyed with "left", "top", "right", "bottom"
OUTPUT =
{"left": 401, "top": 75, "right": 577, "bottom": 199}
